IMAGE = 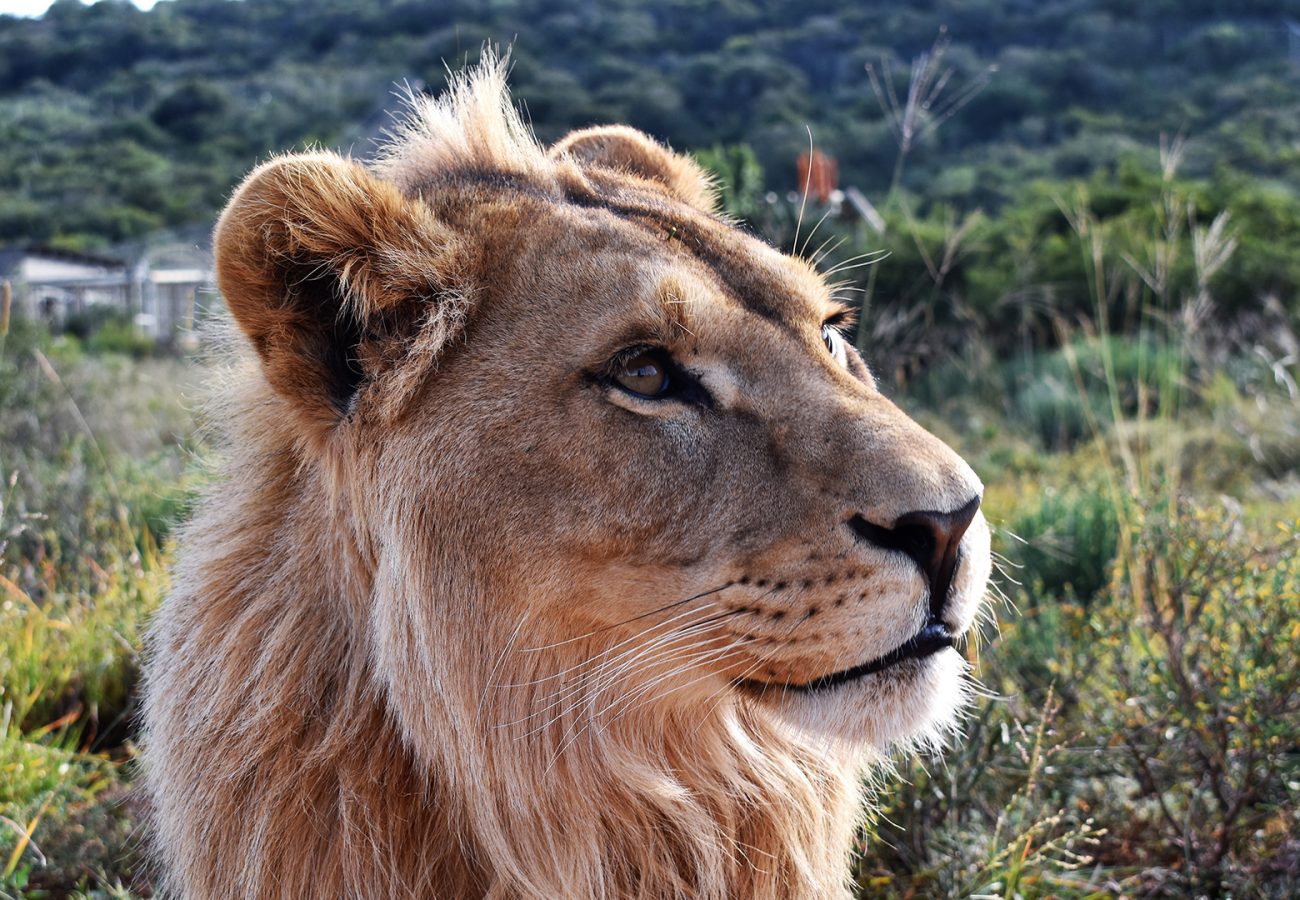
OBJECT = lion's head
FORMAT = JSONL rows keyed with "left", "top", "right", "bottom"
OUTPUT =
{"left": 147, "top": 54, "right": 991, "bottom": 898}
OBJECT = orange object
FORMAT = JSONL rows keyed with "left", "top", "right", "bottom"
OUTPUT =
{"left": 797, "top": 150, "right": 837, "bottom": 203}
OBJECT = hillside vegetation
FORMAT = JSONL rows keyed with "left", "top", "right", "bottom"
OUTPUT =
{"left": 2, "top": 2, "right": 1298, "bottom": 254}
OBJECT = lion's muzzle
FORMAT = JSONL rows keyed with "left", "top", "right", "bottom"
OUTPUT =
{"left": 846, "top": 494, "right": 981, "bottom": 622}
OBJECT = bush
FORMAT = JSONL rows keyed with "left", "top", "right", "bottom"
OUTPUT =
{"left": 1001, "top": 337, "right": 1189, "bottom": 450}
{"left": 0, "top": 321, "right": 193, "bottom": 896}
{"left": 1002, "top": 482, "right": 1120, "bottom": 605}
{"left": 85, "top": 315, "right": 154, "bottom": 359}
{"left": 1083, "top": 504, "right": 1300, "bottom": 894}
{"left": 694, "top": 143, "right": 767, "bottom": 225}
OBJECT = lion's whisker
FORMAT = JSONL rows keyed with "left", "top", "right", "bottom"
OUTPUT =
{"left": 984, "top": 576, "right": 1012, "bottom": 607}
{"left": 810, "top": 235, "right": 847, "bottom": 270}
{"left": 823, "top": 247, "right": 890, "bottom": 269}
{"left": 989, "top": 549, "right": 1022, "bottom": 568}
{"left": 608, "top": 640, "right": 751, "bottom": 726}
{"left": 532, "top": 608, "right": 738, "bottom": 710}
{"left": 501, "top": 600, "right": 725, "bottom": 688}
{"left": 688, "top": 654, "right": 768, "bottom": 743}
{"left": 824, "top": 247, "right": 889, "bottom": 268}
{"left": 964, "top": 677, "right": 1004, "bottom": 702}
{"left": 509, "top": 624, "right": 721, "bottom": 734}
{"left": 476, "top": 610, "right": 533, "bottom": 722}
{"left": 790, "top": 124, "right": 815, "bottom": 255}
{"left": 517, "top": 623, "right": 725, "bottom": 733}
{"left": 821, "top": 260, "right": 886, "bottom": 278}
{"left": 822, "top": 251, "right": 890, "bottom": 277}
{"left": 540, "top": 640, "right": 748, "bottom": 773}
{"left": 797, "top": 203, "right": 835, "bottom": 261}
{"left": 543, "top": 638, "right": 752, "bottom": 771}
{"left": 518, "top": 582, "right": 734, "bottom": 653}
{"left": 549, "top": 612, "right": 745, "bottom": 720}
{"left": 997, "top": 526, "right": 1030, "bottom": 545}
{"left": 595, "top": 635, "right": 749, "bottom": 722}
{"left": 510, "top": 610, "right": 741, "bottom": 734}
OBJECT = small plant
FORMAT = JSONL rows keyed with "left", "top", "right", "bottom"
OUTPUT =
{"left": 86, "top": 315, "right": 155, "bottom": 360}
{"left": 855, "top": 28, "right": 997, "bottom": 356}
{"left": 856, "top": 688, "right": 1104, "bottom": 898}
{"left": 1001, "top": 481, "right": 1119, "bottom": 606}
{"left": 865, "top": 27, "right": 997, "bottom": 203}
{"left": 1046, "top": 150, "right": 1300, "bottom": 894}
{"left": 693, "top": 143, "right": 766, "bottom": 225}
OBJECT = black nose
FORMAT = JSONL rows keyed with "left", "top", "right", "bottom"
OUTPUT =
{"left": 848, "top": 495, "right": 981, "bottom": 616}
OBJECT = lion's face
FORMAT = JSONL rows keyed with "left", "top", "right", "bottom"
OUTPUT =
{"left": 377, "top": 169, "right": 989, "bottom": 750}
{"left": 214, "top": 70, "right": 990, "bottom": 753}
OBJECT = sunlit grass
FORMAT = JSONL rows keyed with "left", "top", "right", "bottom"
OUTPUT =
{"left": 0, "top": 325, "right": 196, "bottom": 897}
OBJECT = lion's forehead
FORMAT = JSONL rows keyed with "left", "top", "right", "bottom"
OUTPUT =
{"left": 464, "top": 176, "right": 832, "bottom": 338}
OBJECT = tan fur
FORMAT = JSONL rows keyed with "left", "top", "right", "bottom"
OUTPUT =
{"left": 143, "top": 54, "right": 991, "bottom": 899}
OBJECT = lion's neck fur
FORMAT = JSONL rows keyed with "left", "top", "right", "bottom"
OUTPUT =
{"left": 144, "top": 384, "right": 867, "bottom": 899}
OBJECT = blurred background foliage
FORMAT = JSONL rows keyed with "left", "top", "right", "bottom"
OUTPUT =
{"left": 0, "top": 1, "right": 1297, "bottom": 272}
{"left": 1, "top": 0, "right": 1298, "bottom": 897}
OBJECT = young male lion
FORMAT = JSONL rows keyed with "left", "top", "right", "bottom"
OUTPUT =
{"left": 143, "top": 55, "right": 991, "bottom": 899}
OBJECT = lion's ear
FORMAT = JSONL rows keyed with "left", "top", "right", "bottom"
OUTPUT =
{"left": 215, "top": 152, "right": 459, "bottom": 428}
{"left": 551, "top": 125, "right": 718, "bottom": 213}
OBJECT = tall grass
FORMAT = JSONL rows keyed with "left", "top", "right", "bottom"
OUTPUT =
{"left": 1052, "top": 174, "right": 1300, "bottom": 894}
{"left": 0, "top": 323, "right": 201, "bottom": 897}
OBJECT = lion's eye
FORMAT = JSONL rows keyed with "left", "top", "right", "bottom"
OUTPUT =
{"left": 822, "top": 323, "right": 848, "bottom": 367}
{"left": 613, "top": 351, "right": 670, "bottom": 398}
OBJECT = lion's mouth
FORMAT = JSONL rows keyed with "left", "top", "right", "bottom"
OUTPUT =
{"left": 736, "top": 620, "right": 955, "bottom": 695}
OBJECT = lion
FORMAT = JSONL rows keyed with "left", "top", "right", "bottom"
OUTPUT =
{"left": 142, "top": 54, "right": 991, "bottom": 899}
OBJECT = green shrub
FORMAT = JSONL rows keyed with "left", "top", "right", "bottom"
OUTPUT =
{"left": 693, "top": 143, "right": 766, "bottom": 224}
{"left": 0, "top": 322, "right": 187, "bottom": 897}
{"left": 0, "top": 325, "right": 202, "bottom": 578}
{"left": 85, "top": 315, "right": 154, "bottom": 359}
{"left": 1001, "top": 337, "right": 1189, "bottom": 450}
{"left": 907, "top": 335, "right": 1190, "bottom": 451}
{"left": 1002, "top": 483, "right": 1120, "bottom": 606}
{"left": 1083, "top": 505, "right": 1300, "bottom": 894}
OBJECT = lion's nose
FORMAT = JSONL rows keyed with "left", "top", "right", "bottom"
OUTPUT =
{"left": 847, "top": 495, "right": 981, "bottom": 616}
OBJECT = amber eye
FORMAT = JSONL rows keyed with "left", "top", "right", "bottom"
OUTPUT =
{"left": 613, "top": 351, "right": 671, "bottom": 398}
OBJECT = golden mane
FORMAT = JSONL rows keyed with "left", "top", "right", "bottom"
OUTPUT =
{"left": 376, "top": 58, "right": 555, "bottom": 190}
{"left": 143, "top": 52, "right": 990, "bottom": 898}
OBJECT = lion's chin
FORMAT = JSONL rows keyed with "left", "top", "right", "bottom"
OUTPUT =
{"left": 745, "top": 648, "right": 971, "bottom": 753}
